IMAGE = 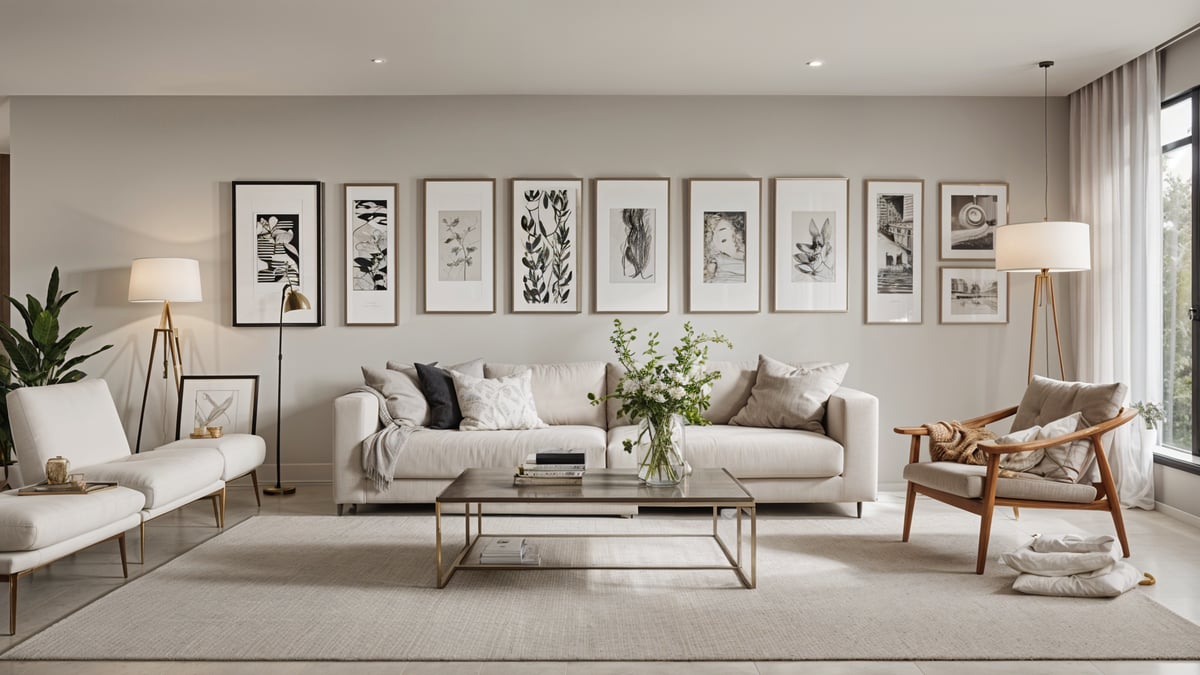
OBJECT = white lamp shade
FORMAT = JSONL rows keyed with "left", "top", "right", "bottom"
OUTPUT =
{"left": 128, "top": 257, "right": 203, "bottom": 302}
{"left": 994, "top": 221, "right": 1091, "bottom": 273}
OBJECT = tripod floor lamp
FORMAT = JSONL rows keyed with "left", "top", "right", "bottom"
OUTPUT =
{"left": 129, "top": 257, "right": 202, "bottom": 453}
{"left": 266, "top": 282, "right": 311, "bottom": 496}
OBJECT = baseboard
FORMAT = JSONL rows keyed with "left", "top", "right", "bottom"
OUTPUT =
{"left": 1155, "top": 501, "right": 1200, "bottom": 529}
{"left": 256, "top": 463, "right": 331, "bottom": 485}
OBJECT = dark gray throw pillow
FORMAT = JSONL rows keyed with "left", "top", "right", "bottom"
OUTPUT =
{"left": 416, "top": 362, "right": 462, "bottom": 429}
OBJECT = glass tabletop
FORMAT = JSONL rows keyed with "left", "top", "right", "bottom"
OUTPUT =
{"left": 436, "top": 467, "right": 754, "bottom": 504}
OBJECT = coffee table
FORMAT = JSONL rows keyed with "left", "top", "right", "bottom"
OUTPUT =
{"left": 434, "top": 467, "right": 756, "bottom": 588}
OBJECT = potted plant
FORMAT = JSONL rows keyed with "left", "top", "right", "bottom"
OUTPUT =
{"left": 0, "top": 268, "right": 112, "bottom": 486}
{"left": 589, "top": 319, "right": 731, "bottom": 486}
{"left": 1132, "top": 401, "right": 1165, "bottom": 451}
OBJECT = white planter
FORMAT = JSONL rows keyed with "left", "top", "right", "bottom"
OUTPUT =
{"left": 1138, "top": 424, "right": 1158, "bottom": 452}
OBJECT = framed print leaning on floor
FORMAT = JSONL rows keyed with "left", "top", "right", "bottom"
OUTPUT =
{"left": 593, "top": 178, "right": 670, "bottom": 313}
{"left": 175, "top": 375, "right": 259, "bottom": 440}
{"left": 344, "top": 183, "right": 398, "bottom": 325}
{"left": 423, "top": 179, "right": 496, "bottom": 313}
{"left": 773, "top": 177, "right": 848, "bottom": 312}
{"left": 864, "top": 179, "right": 923, "bottom": 324}
{"left": 232, "top": 181, "right": 324, "bottom": 327}
{"left": 686, "top": 178, "right": 762, "bottom": 313}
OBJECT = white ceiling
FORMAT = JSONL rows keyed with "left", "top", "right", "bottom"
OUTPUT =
{"left": 1, "top": 0, "right": 1198, "bottom": 97}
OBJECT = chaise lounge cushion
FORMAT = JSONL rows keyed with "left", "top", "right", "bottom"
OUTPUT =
{"left": 902, "top": 462, "right": 1098, "bottom": 504}
{"left": 606, "top": 424, "right": 843, "bottom": 477}
{"left": 0, "top": 487, "right": 145, "bottom": 551}
{"left": 76, "top": 448, "right": 225, "bottom": 509}
{"left": 392, "top": 426, "right": 606, "bottom": 479}
{"left": 156, "top": 434, "right": 266, "bottom": 481}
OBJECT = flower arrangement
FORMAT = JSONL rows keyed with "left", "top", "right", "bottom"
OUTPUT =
{"left": 589, "top": 319, "right": 732, "bottom": 484}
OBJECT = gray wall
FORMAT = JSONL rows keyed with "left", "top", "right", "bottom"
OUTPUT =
{"left": 8, "top": 95, "right": 1068, "bottom": 487}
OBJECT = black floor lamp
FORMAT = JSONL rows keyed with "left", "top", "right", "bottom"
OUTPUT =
{"left": 264, "top": 283, "right": 310, "bottom": 496}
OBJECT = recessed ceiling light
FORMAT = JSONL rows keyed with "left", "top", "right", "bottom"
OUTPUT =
{"left": 806, "top": 60, "right": 823, "bottom": 68}
{"left": 370, "top": 58, "right": 387, "bottom": 65}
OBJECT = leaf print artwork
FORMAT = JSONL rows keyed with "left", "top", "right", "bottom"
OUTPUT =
{"left": 791, "top": 211, "right": 835, "bottom": 283}
{"left": 352, "top": 199, "right": 389, "bottom": 291}
{"left": 255, "top": 213, "right": 301, "bottom": 285}
{"left": 520, "top": 189, "right": 574, "bottom": 304}
{"left": 194, "top": 390, "right": 237, "bottom": 428}
{"left": 438, "top": 210, "right": 482, "bottom": 281}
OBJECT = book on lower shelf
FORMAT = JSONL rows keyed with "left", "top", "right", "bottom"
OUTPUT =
{"left": 17, "top": 481, "right": 119, "bottom": 496}
{"left": 479, "top": 537, "right": 540, "bottom": 565}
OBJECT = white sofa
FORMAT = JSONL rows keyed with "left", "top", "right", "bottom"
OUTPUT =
{"left": 334, "top": 361, "right": 878, "bottom": 515}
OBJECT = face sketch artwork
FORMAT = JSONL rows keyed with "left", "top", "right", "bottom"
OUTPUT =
{"left": 612, "top": 208, "right": 655, "bottom": 283}
{"left": 702, "top": 211, "right": 747, "bottom": 283}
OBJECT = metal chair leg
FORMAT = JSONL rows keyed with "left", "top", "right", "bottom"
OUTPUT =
{"left": 250, "top": 470, "right": 262, "bottom": 507}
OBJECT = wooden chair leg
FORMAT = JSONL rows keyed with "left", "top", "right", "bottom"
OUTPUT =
{"left": 250, "top": 470, "right": 262, "bottom": 507}
{"left": 118, "top": 532, "right": 129, "bottom": 578}
{"left": 902, "top": 483, "right": 917, "bottom": 542}
{"left": 1109, "top": 501, "right": 1131, "bottom": 558}
{"left": 1012, "top": 507, "right": 1020, "bottom": 520}
{"left": 210, "top": 493, "right": 220, "bottom": 527}
{"left": 219, "top": 487, "right": 227, "bottom": 528}
{"left": 976, "top": 455, "right": 1002, "bottom": 574}
{"left": 8, "top": 573, "right": 16, "bottom": 636}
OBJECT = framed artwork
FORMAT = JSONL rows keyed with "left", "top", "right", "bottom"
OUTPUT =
{"left": 593, "top": 178, "right": 670, "bottom": 313}
{"left": 423, "top": 179, "right": 496, "bottom": 313}
{"left": 344, "top": 183, "right": 398, "bottom": 325}
{"left": 772, "top": 177, "right": 849, "bottom": 312}
{"left": 232, "top": 181, "right": 324, "bottom": 327}
{"left": 865, "top": 179, "right": 923, "bottom": 324}
{"left": 175, "top": 375, "right": 260, "bottom": 440}
{"left": 940, "top": 267, "right": 1009, "bottom": 324}
{"left": 511, "top": 178, "right": 583, "bottom": 313}
{"left": 686, "top": 178, "right": 762, "bottom": 313}
{"left": 939, "top": 182, "right": 1009, "bottom": 260}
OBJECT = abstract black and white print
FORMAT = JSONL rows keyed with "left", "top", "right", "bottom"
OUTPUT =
{"left": 438, "top": 210, "right": 481, "bottom": 282}
{"left": 520, "top": 190, "right": 573, "bottom": 304}
{"left": 610, "top": 208, "right": 655, "bottom": 283}
{"left": 351, "top": 199, "right": 389, "bottom": 291}
{"left": 791, "top": 210, "right": 835, "bottom": 283}
{"left": 874, "top": 194, "right": 913, "bottom": 294}
{"left": 949, "top": 194, "right": 998, "bottom": 252}
{"left": 255, "top": 213, "right": 301, "bottom": 285}
{"left": 192, "top": 389, "right": 238, "bottom": 429}
{"left": 702, "top": 211, "right": 746, "bottom": 283}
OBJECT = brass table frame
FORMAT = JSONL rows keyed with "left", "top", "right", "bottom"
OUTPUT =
{"left": 435, "top": 469, "right": 756, "bottom": 589}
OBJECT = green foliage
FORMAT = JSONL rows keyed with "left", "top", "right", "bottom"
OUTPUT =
{"left": 1133, "top": 401, "right": 1165, "bottom": 431}
{"left": 588, "top": 319, "right": 733, "bottom": 452}
{"left": 1162, "top": 158, "right": 1193, "bottom": 448}
{"left": 0, "top": 268, "right": 113, "bottom": 465}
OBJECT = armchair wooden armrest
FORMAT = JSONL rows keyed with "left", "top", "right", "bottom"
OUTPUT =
{"left": 893, "top": 405, "right": 1019, "bottom": 437}
{"left": 976, "top": 407, "right": 1138, "bottom": 456}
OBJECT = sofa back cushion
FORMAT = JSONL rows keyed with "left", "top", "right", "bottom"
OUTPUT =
{"left": 7, "top": 379, "right": 132, "bottom": 484}
{"left": 485, "top": 362, "right": 607, "bottom": 428}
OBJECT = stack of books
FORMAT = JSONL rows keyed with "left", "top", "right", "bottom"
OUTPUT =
{"left": 479, "top": 537, "right": 540, "bottom": 566}
{"left": 513, "top": 449, "right": 586, "bottom": 486}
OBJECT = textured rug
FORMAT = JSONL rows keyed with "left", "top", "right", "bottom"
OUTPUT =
{"left": 5, "top": 511, "right": 1200, "bottom": 661}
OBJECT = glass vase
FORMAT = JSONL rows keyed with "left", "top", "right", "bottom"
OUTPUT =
{"left": 636, "top": 413, "right": 686, "bottom": 486}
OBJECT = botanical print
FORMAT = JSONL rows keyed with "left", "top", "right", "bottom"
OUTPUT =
{"left": 255, "top": 213, "right": 300, "bottom": 285}
{"left": 351, "top": 199, "right": 389, "bottom": 291}
{"left": 949, "top": 194, "right": 998, "bottom": 252}
{"left": 874, "top": 194, "right": 914, "bottom": 294}
{"left": 791, "top": 210, "right": 835, "bottom": 283}
{"left": 610, "top": 208, "right": 655, "bottom": 283}
{"left": 702, "top": 211, "right": 746, "bottom": 283}
{"left": 949, "top": 274, "right": 1000, "bottom": 315}
{"left": 193, "top": 390, "right": 238, "bottom": 429}
{"left": 439, "top": 210, "right": 481, "bottom": 282}
{"left": 520, "top": 189, "right": 573, "bottom": 304}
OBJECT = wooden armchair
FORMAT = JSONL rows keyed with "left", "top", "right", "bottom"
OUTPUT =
{"left": 894, "top": 377, "right": 1137, "bottom": 574}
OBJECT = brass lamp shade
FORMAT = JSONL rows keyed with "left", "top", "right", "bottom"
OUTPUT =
{"left": 283, "top": 288, "right": 311, "bottom": 313}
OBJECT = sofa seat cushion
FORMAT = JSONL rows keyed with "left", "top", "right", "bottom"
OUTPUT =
{"left": 0, "top": 487, "right": 145, "bottom": 551}
{"left": 903, "top": 462, "right": 1098, "bottom": 504}
{"left": 155, "top": 434, "right": 266, "bottom": 481}
{"left": 77, "top": 448, "right": 225, "bottom": 509}
{"left": 394, "top": 426, "right": 607, "bottom": 479}
{"left": 606, "top": 424, "right": 844, "bottom": 478}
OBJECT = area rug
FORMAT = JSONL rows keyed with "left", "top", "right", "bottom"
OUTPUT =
{"left": 5, "top": 511, "right": 1200, "bottom": 661}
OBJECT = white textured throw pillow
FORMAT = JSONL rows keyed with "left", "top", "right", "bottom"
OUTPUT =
{"left": 1002, "top": 536, "right": 1119, "bottom": 576}
{"left": 451, "top": 370, "right": 546, "bottom": 431}
{"left": 996, "top": 425, "right": 1043, "bottom": 472}
{"left": 1012, "top": 561, "right": 1145, "bottom": 598}
{"left": 729, "top": 355, "right": 848, "bottom": 433}
{"left": 1030, "top": 412, "right": 1091, "bottom": 482}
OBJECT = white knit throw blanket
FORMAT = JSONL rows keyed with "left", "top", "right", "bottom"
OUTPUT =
{"left": 353, "top": 386, "right": 421, "bottom": 492}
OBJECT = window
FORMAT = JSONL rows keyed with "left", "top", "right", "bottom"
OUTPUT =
{"left": 1162, "top": 89, "right": 1198, "bottom": 455}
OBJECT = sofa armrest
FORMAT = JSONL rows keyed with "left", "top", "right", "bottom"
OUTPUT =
{"left": 825, "top": 386, "right": 879, "bottom": 502}
{"left": 333, "top": 392, "right": 382, "bottom": 505}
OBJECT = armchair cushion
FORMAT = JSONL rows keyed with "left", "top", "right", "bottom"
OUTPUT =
{"left": 902, "top": 462, "right": 1098, "bottom": 503}
{"left": 1011, "top": 376, "right": 1126, "bottom": 434}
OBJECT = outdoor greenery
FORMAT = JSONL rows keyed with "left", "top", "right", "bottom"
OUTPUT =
{"left": 1162, "top": 159, "right": 1192, "bottom": 449}
{"left": 0, "top": 268, "right": 112, "bottom": 468}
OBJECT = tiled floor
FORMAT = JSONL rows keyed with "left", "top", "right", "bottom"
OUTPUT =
{"left": 0, "top": 484, "right": 1197, "bottom": 674}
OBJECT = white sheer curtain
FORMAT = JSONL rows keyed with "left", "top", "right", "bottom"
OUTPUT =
{"left": 1069, "top": 51, "right": 1161, "bottom": 509}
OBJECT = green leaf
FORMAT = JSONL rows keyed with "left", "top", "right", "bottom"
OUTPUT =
{"left": 25, "top": 295, "right": 43, "bottom": 322}
{"left": 32, "top": 311, "right": 59, "bottom": 348}
{"left": 8, "top": 297, "right": 33, "bottom": 337}
{"left": 45, "top": 267, "right": 60, "bottom": 309}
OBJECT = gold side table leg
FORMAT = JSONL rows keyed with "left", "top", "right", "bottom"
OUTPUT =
{"left": 750, "top": 504, "right": 757, "bottom": 589}
{"left": 736, "top": 505, "right": 743, "bottom": 567}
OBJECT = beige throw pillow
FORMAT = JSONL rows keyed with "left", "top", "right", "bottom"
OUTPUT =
{"left": 361, "top": 366, "right": 430, "bottom": 426}
{"left": 451, "top": 370, "right": 546, "bottom": 431}
{"left": 728, "top": 355, "right": 848, "bottom": 433}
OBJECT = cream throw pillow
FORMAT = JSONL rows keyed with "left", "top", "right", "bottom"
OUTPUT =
{"left": 451, "top": 370, "right": 546, "bottom": 431}
{"left": 729, "top": 355, "right": 848, "bottom": 433}
{"left": 996, "top": 425, "right": 1043, "bottom": 472}
{"left": 361, "top": 366, "right": 430, "bottom": 427}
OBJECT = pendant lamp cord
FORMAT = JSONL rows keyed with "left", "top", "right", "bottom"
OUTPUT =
{"left": 1043, "top": 63, "right": 1049, "bottom": 220}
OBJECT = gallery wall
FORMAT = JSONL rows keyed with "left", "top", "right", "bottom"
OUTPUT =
{"left": 8, "top": 95, "right": 1069, "bottom": 489}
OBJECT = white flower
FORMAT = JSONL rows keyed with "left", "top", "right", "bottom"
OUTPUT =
{"left": 669, "top": 386, "right": 686, "bottom": 399}
{"left": 652, "top": 392, "right": 666, "bottom": 403}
